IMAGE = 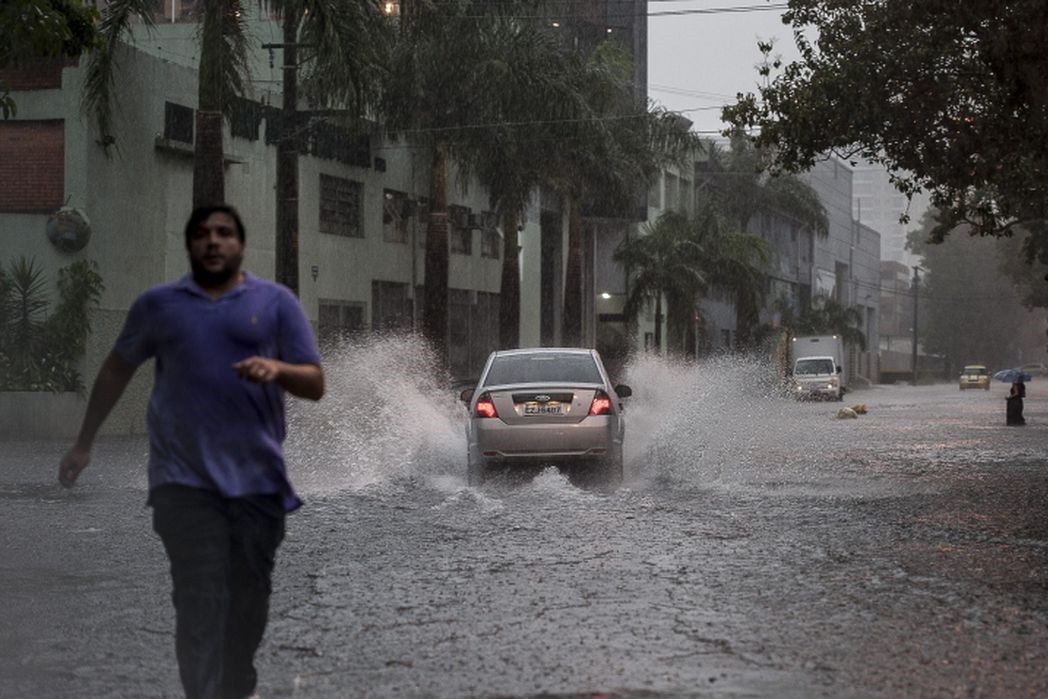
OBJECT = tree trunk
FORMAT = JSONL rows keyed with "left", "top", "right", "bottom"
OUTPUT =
{"left": 562, "top": 199, "right": 583, "bottom": 346}
{"left": 498, "top": 209, "right": 520, "bottom": 349}
{"left": 423, "top": 142, "right": 450, "bottom": 360}
{"left": 276, "top": 10, "right": 300, "bottom": 293}
{"left": 735, "top": 292, "right": 758, "bottom": 350}
{"left": 654, "top": 294, "right": 663, "bottom": 353}
{"left": 192, "top": 0, "right": 226, "bottom": 208}
{"left": 193, "top": 109, "right": 224, "bottom": 207}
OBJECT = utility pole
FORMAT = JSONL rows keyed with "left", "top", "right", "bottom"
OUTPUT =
{"left": 911, "top": 265, "right": 920, "bottom": 386}
{"left": 273, "top": 10, "right": 300, "bottom": 295}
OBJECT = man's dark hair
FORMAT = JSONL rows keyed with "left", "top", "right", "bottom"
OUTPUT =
{"left": 184, "top": 204, "right": 246, "bottom": 247}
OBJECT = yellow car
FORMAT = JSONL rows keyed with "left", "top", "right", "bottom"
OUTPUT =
{"left": 959, "top": 365, "right": 990, "bottom": 390}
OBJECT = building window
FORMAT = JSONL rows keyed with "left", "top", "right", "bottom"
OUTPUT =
{"left": 164, "top": 101, "right": 194, "bottom": 144}
{"left": 150, "top": 0, "right": 201, "bottom": 23}
{"left": 480, "top": 211, "right": 500, "bottom": 259}
{"left": 229, "top": 97, "right": 261, "bottom": 141}
{"left": 449, "top": 204, "right": 472, "bottom": 255}
{"left": 318, "top": 299, "right": 365, "bottom": 345}
{"left": 372, "top": 280, "right": 413, "bottom": 332}
{"left": 319, "top": 174, "right": 363, "bottom": 238}
{"left": 383, "top": 189, "right": 410, "bottom": 244}
{"left": 416, "top": 198, "right": 429, "bottom": 248}
{"left": 647, "top": 175, "right": 662, "bottom": 208}
{"left": 0, "top": 120, "right": 64, "bottom": 213}
{"left": 664, "top": 173, "right": 679, "bottom": 211}
{"left": 447, "top": 288, "right": 500, "bottom": 380}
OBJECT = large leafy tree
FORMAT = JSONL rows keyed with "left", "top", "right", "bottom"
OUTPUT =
{"left": 724, "top": 0, "right": 1048, "bottom": 261}
{"left": 0, "top": 0, "right": 99, "bottom": 118}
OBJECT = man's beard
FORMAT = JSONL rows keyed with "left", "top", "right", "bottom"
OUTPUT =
{"left": 190, "top": 254, "right": 243, "bottom": 287}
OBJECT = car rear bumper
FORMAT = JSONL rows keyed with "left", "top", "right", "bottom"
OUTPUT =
{"left": 469, "top": 415, "right": 621, "bottom": 462}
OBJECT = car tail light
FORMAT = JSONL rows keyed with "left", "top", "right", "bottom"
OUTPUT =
{"left": 475, "top": 393, "right": 498, "bottom": 418}
{"left": 588, "top": 390, "right": 612, "bottom": 416}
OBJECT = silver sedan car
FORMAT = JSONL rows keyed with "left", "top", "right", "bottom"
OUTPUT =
{"left": 460, "top": 348, "right": 631, "bottom": 487}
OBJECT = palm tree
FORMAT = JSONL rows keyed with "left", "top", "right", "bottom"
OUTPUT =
{"left": 83, "top": 1, "right": 383, "bottom": 227}
{"left": 614, "top": 211, "right": 706, "bottom": 353}
{"left": 381, "top": 1, "right": 568, "bottom": 358}
{"left": 616, "top": 207, "right": 772, "bottom": 355}
{"left": 83, "top": 0, "right": 248, "bottom": 206}
{"left": 272, "top": 0, "right": 387, "bottom": 292}
{"left": 799, "top": 295, "right": 867, "bottom": 350}
{"left": 543, "top": 41, "right": 701, "bottom": 346}
{"left": 691, "top": 202, "right": 772, "bottom": 351}
{"left": 450, "top": 15, "right": 579, "bottom": 350}
{"left": 698, "top": 132, "right": 829, "bottom": 346}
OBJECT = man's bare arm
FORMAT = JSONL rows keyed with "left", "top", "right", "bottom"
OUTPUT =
{"left": 59, "top": 351, "right": 139, "bottom": 487}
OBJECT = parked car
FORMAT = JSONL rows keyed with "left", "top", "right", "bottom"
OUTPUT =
{"left": 460, "top": 348, "right": 631, "bottom": 487}
{"left": 959, "top": 365, "right": 990, "bottom": 390}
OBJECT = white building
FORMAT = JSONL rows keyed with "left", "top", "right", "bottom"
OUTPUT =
{"left": 851, "top": 158, "right": 930, "bottom": 268}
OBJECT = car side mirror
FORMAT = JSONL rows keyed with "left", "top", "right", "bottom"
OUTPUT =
{"left": 615, "top": 384, "right": 632, "bottom": 398}
{"left": 835, "top": 365, "right": 842, "bottom": 374}
{"left": 459, "top": 388, "right": 475, "bottom": 403}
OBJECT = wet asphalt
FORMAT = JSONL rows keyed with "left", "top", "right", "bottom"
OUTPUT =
{"left": 2, "top": 353, "right": 1048, "bottom": 699}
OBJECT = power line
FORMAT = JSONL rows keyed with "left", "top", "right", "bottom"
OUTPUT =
{"left": 446, "top": 3, "right": 789, "bottom": 19}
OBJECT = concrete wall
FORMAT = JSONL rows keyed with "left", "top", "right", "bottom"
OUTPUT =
{"left": 0, "top": 392, "right": 95, "bottom": 441}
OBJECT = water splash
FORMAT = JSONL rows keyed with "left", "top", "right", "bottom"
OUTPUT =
{"left": 285, "top": 334, "right": 466, "bottom": 494}
{"left": 621, "top": 351, "right": 849, "bottom": 491}
{"left": 285, "top": 340, "right": 882, "bottom": 499}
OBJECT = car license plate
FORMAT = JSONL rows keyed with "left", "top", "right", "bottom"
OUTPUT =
{"left": 522, "top": 402, "right": 564, "bottom": 416}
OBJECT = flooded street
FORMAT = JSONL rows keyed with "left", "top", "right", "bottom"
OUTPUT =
{"left": 3, "top": 346, "right": 1048, "bottom": 698}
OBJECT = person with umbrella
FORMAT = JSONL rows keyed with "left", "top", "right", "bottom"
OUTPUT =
{"left": 1007, "top": 375, "right": 1027, "bottom": 426}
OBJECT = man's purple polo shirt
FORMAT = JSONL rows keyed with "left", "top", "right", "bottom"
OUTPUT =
{"left": 115, "top": 272, "right": 320, "bottom": 512}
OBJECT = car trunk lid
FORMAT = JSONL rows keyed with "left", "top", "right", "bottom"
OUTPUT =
{"left": 486, "top": 386, "right": 602, "bottom": 425}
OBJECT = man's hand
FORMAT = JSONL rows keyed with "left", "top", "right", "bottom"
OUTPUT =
{"left": 234, "top": 356, "right": 324, "bottom": 400}
{"left": 234, "top": 356, "right": 281, "bottom": 384}
{"left": 59, "top": 445, "right": 91, "bottom": 488}
{"left": 57, "top": 350, "right": 138, "bottom": 489}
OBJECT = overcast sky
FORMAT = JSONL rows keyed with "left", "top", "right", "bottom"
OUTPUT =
{"left": 647, "top": 2, "right": 802, "bottom": 135}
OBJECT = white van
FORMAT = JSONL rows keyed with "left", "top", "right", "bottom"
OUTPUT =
{"left": 792, "top": 354, "right": 843, "bottom": 401}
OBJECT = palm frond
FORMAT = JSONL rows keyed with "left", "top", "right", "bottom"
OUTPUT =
{"left": 80, "top": 0, "right": 156, "bottom": 147}
{"left": 196, "top": 0, "right": 250, "bottom": 112}
{"left": 298, "top": 0, "right": 388, "bottom": 118}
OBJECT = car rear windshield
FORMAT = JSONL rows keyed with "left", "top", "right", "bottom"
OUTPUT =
{"left": 963, "top": 367, "right": 987, "bottom": 375}
{"left": 484, "top": 353, "right": 603, "bottom": 386}
{"left": 794, "top": 358, "right": 835, "bottom": 375}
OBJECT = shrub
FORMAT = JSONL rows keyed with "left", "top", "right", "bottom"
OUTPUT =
{"left": 0, "top": 257, "right": 104, "bottom": 393}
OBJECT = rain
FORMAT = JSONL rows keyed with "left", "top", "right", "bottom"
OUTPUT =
{"left": 3, "top": 1, "right": 1048, "bottom": 698}
{"left": 5, "top": 337, "right": 1048, "bottom": 697}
